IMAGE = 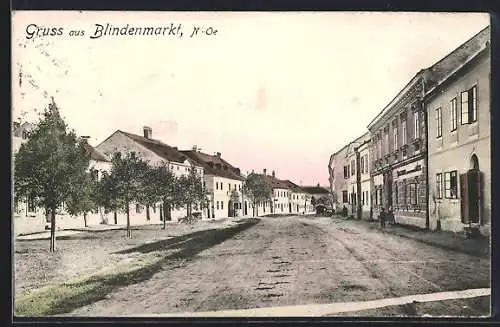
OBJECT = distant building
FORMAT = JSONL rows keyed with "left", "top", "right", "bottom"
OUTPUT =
{"left": 181, "top": 147, "right": 245, "bottom": 219}
{"left": 301, "top": 184, "right": 331, "bottom": 213}
{"left": 12, "top": 124, "right": 112, "bottom": 234}
{"left": 328, "top": 144, "right": 350, "bottom": 213}
{"left": 95, "top": 126, "right": 205, "bottom": 222}
{"left": 424, "top": 26, "right": 490, "bottom": 235}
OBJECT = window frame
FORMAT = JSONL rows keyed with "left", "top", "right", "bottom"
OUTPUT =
{"left": 435, "top": 107, "right": 442, "bottom": 138}
{"left": 444, "top": 170, "right": 458, "bottom": 199}
{"left": 436, "top": 173, "right": 443, "bottom": 199}
{"left": 450, "top": 97, "right": 458, "bottom": 131}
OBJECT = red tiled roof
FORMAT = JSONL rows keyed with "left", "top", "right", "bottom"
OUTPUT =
{"left": 180, "top": 150, "right": 244, "bottom": 181}
{"left": 119, "top": 130, "right": 188, "bottom": 164}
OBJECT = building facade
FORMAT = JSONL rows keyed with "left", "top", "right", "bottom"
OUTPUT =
{"left": 328, "top": 144, "right": 350, "bottom": 213}
{"left": 368, "top": 73, "right": 428, "bottom": 228}
{"left": 95, "top": 126, "right": 205, "bottom": 222}
{"left": 181, "top": 147, "right": 245, "bottom": 219}
{"left": 425, "top": 26, "right": 490, "bottom": 235}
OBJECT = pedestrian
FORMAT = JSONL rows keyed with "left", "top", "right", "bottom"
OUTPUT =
{"left": 388, "top": 205, "right": 395, "bottom": 225}
{"left": 379, "top": 207, "right": 386, "bottom": 228}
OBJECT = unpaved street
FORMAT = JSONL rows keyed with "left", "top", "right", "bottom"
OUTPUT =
{"left": 67, "top": 216, "right": 490, "bottom": 317}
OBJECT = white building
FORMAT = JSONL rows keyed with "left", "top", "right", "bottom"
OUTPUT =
{"left": 95, "top": 126, "right": 205, "bottom": 223}
{"left": 12, "top": 125, "right": 113, "bottom": 235}
{"left": 181, "top": 147, "right": 245, "bottom": 219}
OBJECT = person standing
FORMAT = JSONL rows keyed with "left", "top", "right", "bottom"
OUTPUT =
{"left": 379, "top": 207, "right": 387, "bottom": 228}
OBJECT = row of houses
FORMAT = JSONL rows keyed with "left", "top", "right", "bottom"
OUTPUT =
{"left": 328, "top": 26, "right": 491, "bottom": 235}
{"left": 12, "top": 122, "right": 329, "bottom": 235}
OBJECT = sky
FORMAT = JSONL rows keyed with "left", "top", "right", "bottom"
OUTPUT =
{"left": 11, "top": 11, "right": 489, "bottom": 186}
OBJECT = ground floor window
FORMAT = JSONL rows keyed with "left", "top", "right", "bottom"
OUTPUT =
{"left": 216, "top": 201, "right": 220, "bottom": 210}
{"left": 436, "top": 173, "right": 443, "bottom": 199}
{"left": 407, "top": 183, "right": 417, "bottom": 205}
{"left": 342, "top": 191, "right": 348, "bottom": 203}
{"left": 27, "top": 197, "right": 36, "bottom": 213}
{"left": 444, "top": 170, "right": 458, "bottom": 199}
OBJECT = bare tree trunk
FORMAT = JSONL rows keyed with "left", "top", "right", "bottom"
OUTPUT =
{"left": 126, "top": 202, "right": 131, "bottom": 238}
{"left": 146, "top": 205, "right": 150, "bottom": 221}
{"left": 114, "top": 211, "right": 117, "bottom": 224}
{"left": 162, "top": 200, "right": 166, "bottom": 230}
{"left": 83, "top": 212, "right": 88, "bottom": 227}
{"left": 49, "top": 208, "right": 56, "bottom": 252}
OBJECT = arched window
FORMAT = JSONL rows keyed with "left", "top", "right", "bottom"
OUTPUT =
{"left": 470, "top": 154, "right": 479, "bottom": 171}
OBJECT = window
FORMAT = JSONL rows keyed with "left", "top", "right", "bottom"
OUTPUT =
{"left": 228, "top": 183, "right": 230, "bottom": 190}
{"left": 216, "top": 182, "right": 218, "bottom": 190}
{"left": 221, "top": 201, "right": 224, "bottom": 209}
{"left": 342, "top": 191, "right": 348, "bottom": 203}
{"left": 343, "top": 166, "right": 348, "bottom": 178}
{"left": 444, "top": 171, "right": 458, "bottom": 199}
{"left": 436, "top": 173, "right": 443, "bottom": 199}
{"left": 414, "top": 112, "right": 420, "bottom": 139}
{"left": 435, "top": 107, "right": 442, "bottom": 138}
{"left": 176, "top": 166, "right": 179, "bottom": 170}
{"left": 384, "top": 130, "right": 389, "bottom": 155}
{"left": 450, "top": 98, "right": 458, "bottom": 131}
{"left": 136, "top": 204, "right": 141, "bottom": 213}
{"left": 461, "top": 86, "right": 477, "bottom": 124}
{"left": 216, "top": 201, "right": 220, "bottom": 210}
{"left": 364, "top": 155, "right": 368, "bottom": 172}
{"left": 22, "top": 130, "right": 29, "bottom": 140}
{"left": 402, "top": 120, "right": 407, "bottom": 145}
{"left": 360, "top": 157, "right": 365, "bottom": 174}
{"left": 239, "top": 185, "right": 241, "bottom": 191}
{"left": 351, "top": 160, "right": 355, "bottom": 176}
{"left": 362, "top": 192, "right": 365, "bottom": 205}
{"left": 407, "top": 184, "right": 417, "bottom": 205}
{"left": 27, "top": 197, "right": 36, "bottom": 213}
{"left": 393, "top": 127, "right": 398, "bottom": 151}
{"left": 170, "top": 165, "right": 174, "bottom": 170}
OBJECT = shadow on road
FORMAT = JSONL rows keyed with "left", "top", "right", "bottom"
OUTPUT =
{"left": 19, "top": 218, "right": 260, "bottom": 316}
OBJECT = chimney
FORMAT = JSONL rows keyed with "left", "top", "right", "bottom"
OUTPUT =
{"left": 317, "top": 182, "right": 320, "bottom": 187}
{"left": 272, "top": 170, "right": 275, "bottom": 178}
{"left": 216, "top": 152, "right": 221, "bottom": 158}
{"left": 263, "top": 168, "right": 267, "bottom": 175}
{"left": 81, "top": 136, "right": 90, "bottom": 143}
{"left": 143, "top": 126, "right": 152, "bottom": 139}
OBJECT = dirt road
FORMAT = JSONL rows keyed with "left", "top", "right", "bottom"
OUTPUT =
{"left": 67, "top": 216, "right": 489, "bottom": 317}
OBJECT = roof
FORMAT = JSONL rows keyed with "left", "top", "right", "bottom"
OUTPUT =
{"left": 424, "top": 25, "right": 490, "bottom": 96}
{"left": 255, "top": 174, "right": 291, "bottom": 190}
{"left": 180, "top": 150, "right": 244, "bottom": 181}
{"left": 283, "top": 180, "right": 306, "bottom": 193}
{"left": 118, "top": 130, "right": 188, "bottom": 164}
{"left": 301, "top": 186, "right": 330, "bottom": 194}
{"left": 84, "top": 142, "right": 109, "bottom": 162}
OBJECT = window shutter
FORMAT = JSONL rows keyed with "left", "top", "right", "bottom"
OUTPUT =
{"left": 460, "top": 173, "right": 469, "bottom": 224}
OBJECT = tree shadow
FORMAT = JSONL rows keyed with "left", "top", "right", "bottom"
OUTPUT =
{"left": 37, "top": 218, "right": 261, "bottom": 316}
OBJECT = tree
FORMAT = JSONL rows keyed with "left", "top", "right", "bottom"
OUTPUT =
{"left": 175, "top": 169, "right": 207, "bottom": 220}
{"left": 136, "top": 161, "right": 158, "bottom": 222}
{"left": 66, "top": 168, "right": 99, "bottom": 227}
{"left": 98, "top": 171, "right": 121, "bottom": 225}
{"left": 145, "top": 162, "right": 177, "bottom": 230}
{"left": 107, "top": 151, "right": 146, "bottom": 238}
{"left": 242, "top": 173, "right": 272, "bottom": 217}
{"left": 14, "top": 99, "right": 89, "bottom": 252}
